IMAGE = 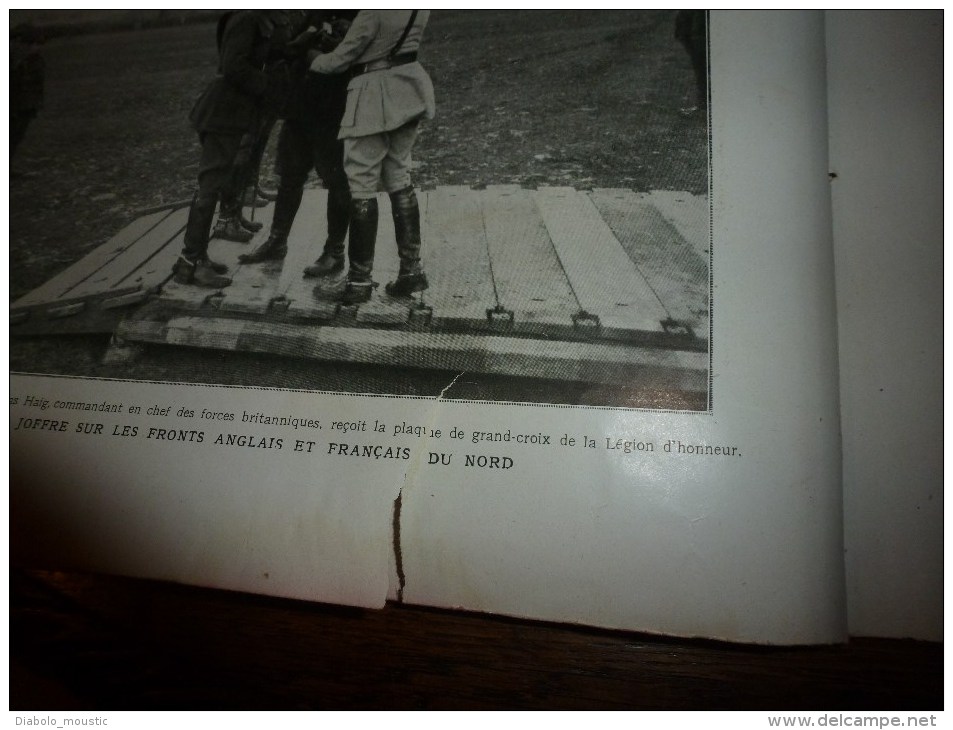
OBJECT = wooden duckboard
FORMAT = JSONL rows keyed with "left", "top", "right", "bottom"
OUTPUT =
{"left": 12, "top": 186, "right": 710, "bottom": 389}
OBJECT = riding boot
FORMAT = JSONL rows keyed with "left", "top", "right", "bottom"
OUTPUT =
{"left": 385, "top": 186, "right": 428, "bottom": 296}
{"left": 303, "top": 186, "right": 349, "bottom": 278}
{"left": 339, "top": 197, "right": 378, "bottom": 304}
{"left": 237, "top": 182, "right": 301, "bottom": 264}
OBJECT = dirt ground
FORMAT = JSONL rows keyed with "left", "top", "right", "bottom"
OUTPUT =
{"left": 9, "top": 10, "right": 708, "bottom": 405}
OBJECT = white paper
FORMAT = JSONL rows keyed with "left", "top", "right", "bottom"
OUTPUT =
{"left": 826, "top": 11, "right": 943, "bottom": 641}
{"left": 396, "top": 11, "right": 845, "bottom": 644}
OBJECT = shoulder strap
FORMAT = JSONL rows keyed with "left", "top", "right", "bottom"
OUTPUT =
{"left": 389, "top": 10, "right": 418, "bottom": 59}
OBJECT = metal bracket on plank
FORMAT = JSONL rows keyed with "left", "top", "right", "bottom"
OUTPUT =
{"left": 268, "top": 295, "right": 290, "bottom": 313}
{"left": 408, "top": 303, "right": 433, "bottom": 329}
{"left": 572, "top": 310, "right": 601, "bottom": 336}
{"left": 486, "top": 305, "right": 514, "bottom": 332}
{"left": 661, "top": 318, "right": 694, "bottom": 338}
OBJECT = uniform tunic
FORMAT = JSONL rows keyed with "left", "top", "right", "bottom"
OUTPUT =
{"left": 310, "top": 10, "right": 435, "bottom": 198}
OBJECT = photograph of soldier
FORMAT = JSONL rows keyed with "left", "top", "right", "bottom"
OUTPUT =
{"left": 10, "top": 10, "right": 710, "bottom": 411}
{"left": 309, "top": 9, "right": 436, "bottom": 304}
{"left": 237, "top": 11, "right": 357, "bottom": 276}
{"left": 174, "top": 10, "right": 305, "bottom": 289}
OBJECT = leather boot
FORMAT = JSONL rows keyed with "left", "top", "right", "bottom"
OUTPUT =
{"left": 303, "top": 186, "right": 349, "bottom": 277}
{"left": 180, "top": 193, "right": 229, "bottom": 276}
{"left": 385, "top": 186, "right": 428, "bottom": 296}
{"left": 338, "top": 197, "right": 378, "bottom": 304}
{"left": 172, "top": 255, "right": 232, "bottom": 288}
{"left": 303, "top": 251, "right": 344, "bottom": 278}
{"left": 212, "top": 196, "right": 253, "bottom": 242}
{"left": 212, "top": 215, "right": 254, "bottom": 243}
{"left": 243, "top": 185, "right": 272, "bottom": 207}
{"left": 239, "top": 212, "right": 263, "bottom": 233}
{"left": 237, "top": 232, "right": 287, "bottom": 264}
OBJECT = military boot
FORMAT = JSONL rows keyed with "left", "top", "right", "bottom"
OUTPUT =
{"left": 385, "top": 186, "right": 428, "bottom": 297}
{"left": 212, "top": 215, "right": 254, "bottom": 243}
{"left": 303, "top": 188, "right": 349, "bottom": 277}
{"left": 172, "top": 255, "right": 232, "bottom": 288}
{"left": 303, "top": 251, "right": 344, "bottom": 277}
{"left": 212, "top": 196, "right": 254, "bottom": 243}
{"left": 338, "top": 197, "right": 378, "bottom": 304}
{"left": 239, "top": 212, "right": 263, "bottom": 233}
{"left": 238, "top": 231, "right": 287, "bottom": 264}
{"left": 176, "top": 193, "right": 232, "bottom": 286}
{"left": 244, "top": 185, "right": 273, "bottom": 207}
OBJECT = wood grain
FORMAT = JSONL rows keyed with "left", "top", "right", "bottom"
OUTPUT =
{"left": 9, "top": 569, "right": 942, "bottom": 710}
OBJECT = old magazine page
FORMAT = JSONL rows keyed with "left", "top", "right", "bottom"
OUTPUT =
{"left": 826, "top": 11, "right": 942, "bottom": 642}
{"left": 9, "top": 11, "right": 844, "bottom": 643}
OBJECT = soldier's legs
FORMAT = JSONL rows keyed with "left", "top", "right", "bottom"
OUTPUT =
{"left": 176, "top": 133, "right": 238, "bottom": 288}
{"left": 379, "top": 120, "right": 419, "bottom": 195}
{"left": 340, "top": 134, "right": 388, "bottom": 302}
{"left": 238, "top": 120, "right": 308, "bottom": 264}
{"left": 380, "top": 121, "right": 427, "bottom": 296}
{"left": 212, "top": 135, "right": 255, "bottom": 243}
{"left": 243, "top": 114, "right": 279, "bottom": 204}
{"left": 386, "top": 185, "right": 428, "bottom": 296}
{"left": 303, "top": 125, "right": 350, "bottom": 278}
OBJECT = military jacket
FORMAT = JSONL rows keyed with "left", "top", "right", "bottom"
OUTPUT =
{"left": 310, "top": 10, "right": 436, "bottom": 139}
{"left": 189, "top": 11, "right": 298, "bottom": 134}
{"left": 283, "top": 11, "right": 356, "bottom": 127}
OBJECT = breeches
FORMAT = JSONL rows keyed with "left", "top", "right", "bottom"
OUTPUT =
{"left": 276, "top": 119, "right": 349, "bottom": 197}
{"left": 343, "top": 120, "right": 420, "bottom": 199}
{"left": 196, "top": 132, "right": 245, "bottom": 202}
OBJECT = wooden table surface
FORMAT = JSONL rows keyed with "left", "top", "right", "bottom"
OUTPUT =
{"left": 10, "top": 568, "right": 942, "bottom": 710}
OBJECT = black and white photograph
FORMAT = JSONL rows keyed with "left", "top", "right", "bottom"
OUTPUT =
{"left": 9, "top": 10, "right": 943, "bottom": 714}
{"left": 10, "top": 9, "right": 710, "bottom": 411}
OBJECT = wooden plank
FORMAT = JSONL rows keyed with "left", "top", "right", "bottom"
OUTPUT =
{"left": 422, "top": 186, "right": 498, "bottom": 330}
{"left": 67, "top": 207, "right": 189, "bottom": 300}
{"left": 277, "top": 189, "right": 328, "bottom": 296}
{"left": 533, "top": 187, "right": 668, "bottom": 336}
{"left": 214, "top": 206, "right": 280, "bottom": 316}
{"left": 283, "top": 188, "right": 342, "bottom": 321}
{"left": 125, "top": 202, "right": 273, "bottom": 300}
{"left": 644, "top": 190, "right": 710, "bottom": 262}
{"left": 118, "top": 316, "right": 708, "bottom": 393}
{"left": 150, "top": 206, "right": 277, "bottom": 312}
{"left": 590, "top": 189, "right": 709, "bottom": 337}
{"left": 12, "top": 209, "right": 174, "bottom": 308}
{"left": 481, "top": 185, "right": 578, "bottom": 336}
